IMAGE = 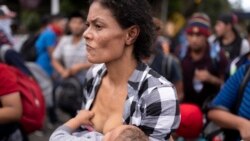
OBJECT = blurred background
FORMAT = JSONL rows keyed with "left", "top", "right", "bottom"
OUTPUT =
{"left": 2, "top": 0, "right": 250, "bottom": 51}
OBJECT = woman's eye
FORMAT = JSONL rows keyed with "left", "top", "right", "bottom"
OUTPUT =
{"left": 85, "top": 23, "right": 90, "bottom": 27}
{"left": 95, "top": 24, "right": 102, "bottom": 30}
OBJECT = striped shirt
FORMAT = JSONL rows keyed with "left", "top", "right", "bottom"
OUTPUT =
{"left": 210, "top": 64, "right": 250, "bottom": 119}
{"left": 82, "top": 62, "right": 180, "bottom": 141}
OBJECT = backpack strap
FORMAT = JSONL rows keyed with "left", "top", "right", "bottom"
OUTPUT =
{"left": 161, "top": 55, "right": 172, "bottom": 80}
{"left": 161, "top": 55, "right": 168, "bottom": 77}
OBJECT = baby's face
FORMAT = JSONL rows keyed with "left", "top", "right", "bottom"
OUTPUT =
{"left": 102, "top": 125, "right": 130, "bottom": 141}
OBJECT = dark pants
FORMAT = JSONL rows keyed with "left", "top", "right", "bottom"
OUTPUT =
{"left": 0, "top": 123, "right": 29, "bottom": 141}
{"left": 0, "top": 123, "right": 18, "bottom": 139}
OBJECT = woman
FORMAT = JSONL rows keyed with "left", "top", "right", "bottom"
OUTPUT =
{"left": 81, "top": 0, "right": 180, "bottom": 140}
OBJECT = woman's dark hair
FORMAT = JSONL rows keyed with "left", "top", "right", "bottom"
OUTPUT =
{"left": 89, "top": 0, "right": 155, "bottom": 61}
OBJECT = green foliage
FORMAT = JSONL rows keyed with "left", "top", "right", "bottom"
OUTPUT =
{"left": 20, "top": 10, "right": 40, "bottom": 32}
{"left": 199, "top": 0, "right": 231, "bottom": 25}
{"left": 60, "top": 0, "right": 89, "bottom": 16}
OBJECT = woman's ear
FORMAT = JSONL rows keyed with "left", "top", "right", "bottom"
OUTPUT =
{"left": 125, "top": 25, "right": 140, "bottom": 46}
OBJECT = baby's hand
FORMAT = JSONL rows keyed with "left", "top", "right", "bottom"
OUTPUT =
{"left": 74, "top": 110, "right": 95, "bottom": 126}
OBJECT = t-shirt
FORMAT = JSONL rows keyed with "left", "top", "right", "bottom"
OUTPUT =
{"left": 53, "top": 36, "right": 88, "bottom": 69}
{"left": 35, "top": 27, "right": 57, "bottom": 76}
{"left": 53, "top": 36, "right": 88, "bottom": 82}
{"left": 210, "top": 64, "right": 250, "bottom": 119}
{"left": 209, "top": 34, "right": 250, "bottom": 61}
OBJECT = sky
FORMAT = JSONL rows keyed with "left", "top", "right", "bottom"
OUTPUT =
{"left": 228, "top": 0, "right": 250, "bottom": 12}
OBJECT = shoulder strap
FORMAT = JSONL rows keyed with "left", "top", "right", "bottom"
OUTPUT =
{"left": 166, "top": 55, "right": 173, "bottom": 78}
{"left": 233, "top": 64, "right": 250, "bottom": 114}
{"left": 161, "top": 55, "right": 168, "bottom": 77}
{"left": 161, "top": 55, "right": 172, "bottom": 80}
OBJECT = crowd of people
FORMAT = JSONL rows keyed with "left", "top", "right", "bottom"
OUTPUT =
{"left": 1, "top": 0, "right": 250, "bottom": 141}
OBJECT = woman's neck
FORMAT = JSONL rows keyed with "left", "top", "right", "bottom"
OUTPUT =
{"left": 105, "top": 47, "right": 137, "bottom": 86}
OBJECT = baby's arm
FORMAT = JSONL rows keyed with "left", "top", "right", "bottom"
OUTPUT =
{"left": 49, "top": 125, "right": 103, "bottom": 141}
{"left": 49, "top": 110, "right": 96, "bottom": 141}
{"left": 64, "top": 110, "right": 94, "bottom": 131}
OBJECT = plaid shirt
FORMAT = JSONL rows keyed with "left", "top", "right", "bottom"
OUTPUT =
{"left": 82, "top": 62, "right": 180, "bottom": 141}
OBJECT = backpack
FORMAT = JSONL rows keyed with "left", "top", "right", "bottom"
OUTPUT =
{"left": 54, "top": 77, "right": 83, "bottom": 117}
{"left": 12, "top": 66, "right": 46, "bottom": 134}
{"left": 20, "top": 33, "right": 39, "bottom": 62}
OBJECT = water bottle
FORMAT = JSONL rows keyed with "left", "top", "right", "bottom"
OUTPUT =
{"left": 193, "top": 78, "right": 203, "bottom": 93}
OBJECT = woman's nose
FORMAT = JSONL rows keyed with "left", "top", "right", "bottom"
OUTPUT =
{"left": 83, "top": 27, "right": 92, "bottom": 40}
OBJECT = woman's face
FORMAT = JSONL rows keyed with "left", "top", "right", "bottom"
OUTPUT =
{"left": 83, "top": 2, "right": 127, "bottom": 64}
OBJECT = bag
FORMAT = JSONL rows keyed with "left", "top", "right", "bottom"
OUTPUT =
{"left": 55, "top": 77, "right": 83, "bottom": 117}
{"left": 14, "top": 67, "right": 46, "bottom": 134}
{"left": 20, "top": 33, "right": 39, "bottom": 62}
{"left": 25, "top": 62, "right": 53, "bottom": 108}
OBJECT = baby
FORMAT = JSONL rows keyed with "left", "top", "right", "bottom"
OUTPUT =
{"left": 49, "top": 110, "right": 149, "bottom": 141}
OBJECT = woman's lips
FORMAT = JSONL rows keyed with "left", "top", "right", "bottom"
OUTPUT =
{"left": 86, "top": 44, "right": 95, "bottom": 54}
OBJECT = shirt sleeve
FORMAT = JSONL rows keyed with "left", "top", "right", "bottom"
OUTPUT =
{"left": 49, "top": 125, "right": 103, "bottom": 141}
{"left": 45, "top": 31, "right": 57, "bottom": 48}
{"left": 139, "top": 85, "right": 180, "bottom": 141}
{"left": 209, "top": 64, "right": 246, "bottom": 111}
{"left": 240, "top": 39, "right": 250, "bottom": 56}
{"left": 0, "top": 64, "right": 19, "bottom": 96}
{"left": 52, "top": 37, "right": 65, "bottom": 60}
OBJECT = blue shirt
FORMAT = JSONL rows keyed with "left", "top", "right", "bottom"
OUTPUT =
{"left": 210, "top": 64, "right": 250, "bottom": 119}
{"left": 35, "top": 27, "right": 57, "bottom": 76}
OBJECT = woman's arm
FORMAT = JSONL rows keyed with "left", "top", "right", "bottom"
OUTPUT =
{"left": 50, "top": 110, "right": 97, "bottom": 141}
{"left": 51, "top": 57, "right": 70, "bottom": 78}
{"left": 69, "top": 63, "right": 92, "bottom": 76}
{"left": 0, "top": 92, "right": 22, "bottom": 124}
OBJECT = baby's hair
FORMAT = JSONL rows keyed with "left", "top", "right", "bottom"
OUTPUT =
{"left": 114, "top": 125, "right": 149, "bottom": 141}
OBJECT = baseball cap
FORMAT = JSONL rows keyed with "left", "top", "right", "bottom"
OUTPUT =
{"left": 176, "top": 103, "right": 203, "bottom": 139}
{"left": 0, "top": 5, "right": 16, "bottom": 18}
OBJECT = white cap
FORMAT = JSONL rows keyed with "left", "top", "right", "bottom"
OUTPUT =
{"left": 0, "top": 5, "right": 16, "bottom": 18}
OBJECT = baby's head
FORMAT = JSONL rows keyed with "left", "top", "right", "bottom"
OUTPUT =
{"left": 103, "top": 125, "right": 148, "bottom": 141}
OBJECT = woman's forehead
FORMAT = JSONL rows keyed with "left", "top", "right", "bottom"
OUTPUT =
{"left": 87, "top": 2, "right": 112, "bottom": 19}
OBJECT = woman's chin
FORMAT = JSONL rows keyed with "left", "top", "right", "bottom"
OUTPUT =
{"left": 88, "top": 58, "right": 103, "bottom": 64}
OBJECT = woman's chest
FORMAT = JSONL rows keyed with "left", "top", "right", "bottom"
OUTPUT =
{"left": 90, "top": 84, "right": 128, "bottom": 133}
